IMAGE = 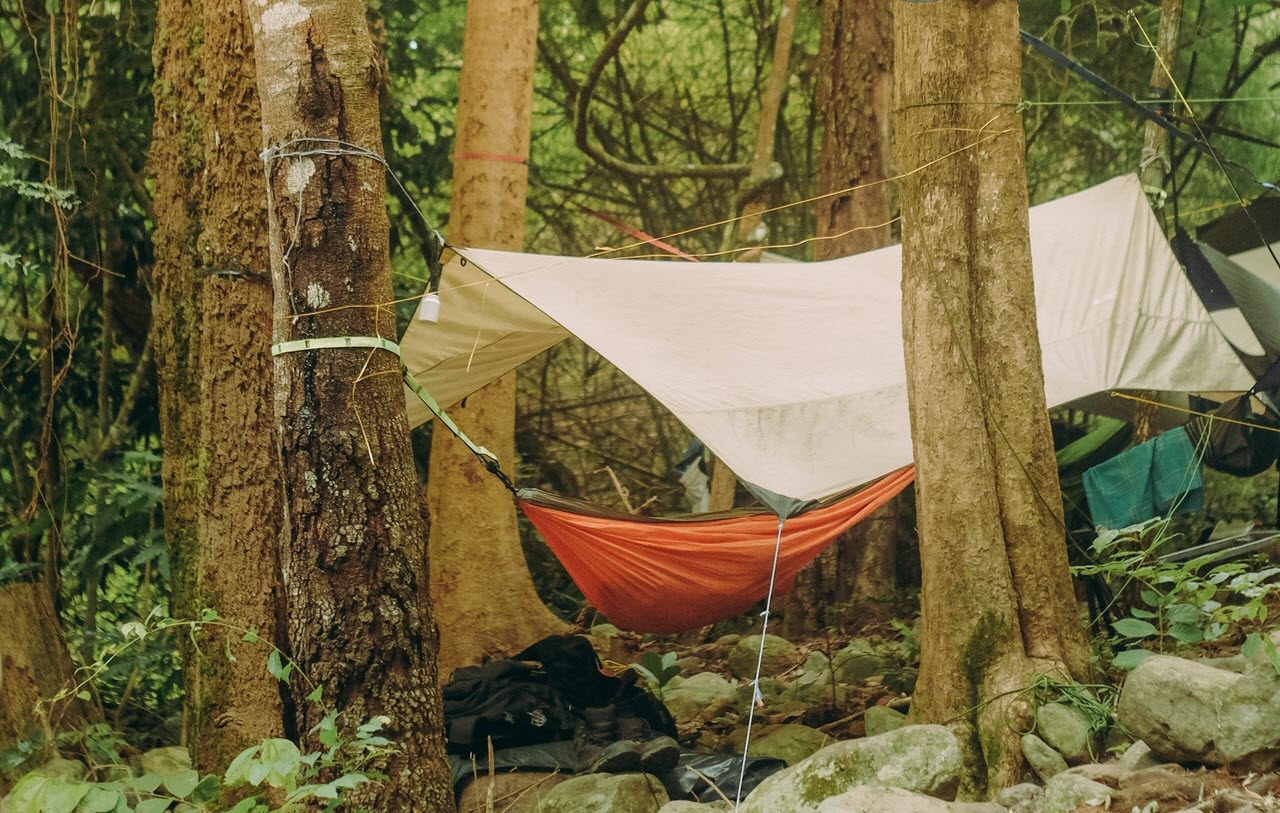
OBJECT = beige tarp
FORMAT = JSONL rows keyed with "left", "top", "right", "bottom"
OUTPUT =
{"left": 401, "top": 175, "right": 1253, "bottom": 501}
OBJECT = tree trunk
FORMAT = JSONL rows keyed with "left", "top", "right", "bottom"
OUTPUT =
{"left": 426, "top": 0, "right": 564, "bottom": 677}
{"left": 190, "top": 0, "right": 286, "bottom": 770}
{"left": 0, "top": 582, "right": 86, "bottom": 793}
{"left": 150, "top": 0, "right": 285, "bottom": 771}
{"left": 245, "top": 0, "right": 452, "bottom": 807}
{"left": 784, "top": 0, "right": 899, "bottom": 637}
{"left": 894, "top": 0, "right": 1090, "bottom": 795}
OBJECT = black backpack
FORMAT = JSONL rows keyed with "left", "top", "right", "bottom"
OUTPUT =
{"left": 1184, "top": 394, "right": 1280, "bottom": 477}
{"left": 441, "top": 658, "right": 574, "bottom": 754}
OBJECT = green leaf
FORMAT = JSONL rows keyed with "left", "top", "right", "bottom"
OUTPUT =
{"left": 163, "top": 769, "right": 200, "bottom": 798}
{"left": 1167, "top": 623, "right": 1203, "bottom": 644}
{"left": 267, "top": 650, "right": 291, "bottom": 685}
{"left": 76, "top": 690, "right": 92, "bottom": 701}
{"left": 135, "top": 797, "right": 172, "bottom": 813}
{"left": 1129, "top": 608, "right": 1156, "bottom": 619}
{"left": 227, "top": 799, "right": 259, "bottom": 813}
{"left": 78, "top": 787, "right": 122, "bottom": 813}
{"left": 38, "top": 779, "right": 91, "bottom": 813}
{"left": 1112, "top": 618, "right": 1158, "bottom": 639}
{"left": 1112, "top": 649, "right": 1154, "bottom": 670}
{"left": 1166, "top": 604, "right": 1201, "bottom": 624}
{"left": 1265, "top": 637, "right": 1280, "bottom": 675}
{"left": 242, "top": 628, "right": 259, "bottom": 644}
{"left": 305, "top": 684, "right": 323, "bottom": 703}
{"left": 1241, "top": 633, "right": 1260, "bottom": 659}
{"left": 191, "top": 774, "right": 221, "bottom": 804}
{"left": 200, "top": 608, "right": 221, "bottom": 622}
{"left": 225, "top": 745, "right": 262, "bottom": 786}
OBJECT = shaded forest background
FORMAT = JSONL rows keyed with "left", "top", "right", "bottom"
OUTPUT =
{"left": 1, "top": 0, "right": 1279, "bottom": 748}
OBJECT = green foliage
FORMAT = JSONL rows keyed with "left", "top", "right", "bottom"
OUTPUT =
{"left": 1075, "top": 523, "right": 1280, "bottom": 670}
{"left": 632, "top": 651, "right": 681, "bottom": 696}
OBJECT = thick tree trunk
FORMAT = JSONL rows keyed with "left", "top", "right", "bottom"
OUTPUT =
{"left": 245, "top": 0, "right": 452, "bottom": 807}
{"left": 784, "top": 0, "right": 899, "bottom": 636}
{"left": 427, "top": 0, "right": 564, "bottom": 677}
{"left": 894, "top": 0, "right": 1090, "bottom": 795}
{"left": 150, "top": 0, "right": 285, "bottom": 771}
{"left": 189, "top": 0, "right": 286, "bottom": 770}
{"left": 0, "top": 582, "right": 86, "bottom": 793}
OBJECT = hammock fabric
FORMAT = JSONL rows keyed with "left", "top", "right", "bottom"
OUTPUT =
{"left": 517, "top": 466, "right": 916, "bottom": 633}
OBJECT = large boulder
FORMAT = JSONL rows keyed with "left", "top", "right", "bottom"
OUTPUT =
{"left": 816, "top": 786, "right": 1007, "bottom": 813}
{"left": 537, "top": 773, "right": 669, "bottom": 813}
{"left": 728, "top": 635, "right": 801, "bottom": 679}
{"left": 1034, "top": 703, "right": 1093, "bottom": 764}
{"left": 663, "top": 672, "right": 738, "bottom": 725}
{"left": 1117, "top": 654, "right": 1280, "bottom": 770}
{"left": 737, "top": 724, "right": 963, "bottom": 813}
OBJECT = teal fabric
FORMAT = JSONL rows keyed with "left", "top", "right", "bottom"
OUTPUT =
{"left": 1082, "top": 427, "right": 1203, "bottom": 529}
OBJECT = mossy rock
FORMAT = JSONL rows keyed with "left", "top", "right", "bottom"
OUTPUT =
{"left": 727, "top": 635, "right": 800, "bottom": 679}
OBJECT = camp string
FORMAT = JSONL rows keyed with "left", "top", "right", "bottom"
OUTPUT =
{"left": 734, "top": 515, "right": 786, "bottom": 811}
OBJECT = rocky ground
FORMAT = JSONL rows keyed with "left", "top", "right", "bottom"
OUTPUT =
{"left": 476, "top": 624, "right": 1280, "bottom": 813}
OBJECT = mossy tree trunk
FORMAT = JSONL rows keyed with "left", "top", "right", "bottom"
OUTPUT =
{"left": 785, "top": 0, "right": 902, "bottom": 636}
{"left": 245, "top": 0, "right": 453, "bottom": 806}
{"left": 149, "top": 0, "right": 285, "bottom": 772}
{"left": 894, "top": 0, "right": 1090, "bottom": 795}
{"left": 426, "top": 0, "right": 565, "bottom": 677}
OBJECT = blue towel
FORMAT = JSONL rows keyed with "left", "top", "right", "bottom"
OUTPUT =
{"left": 1082, "top": 427, "right": 1203, "bottom": 530}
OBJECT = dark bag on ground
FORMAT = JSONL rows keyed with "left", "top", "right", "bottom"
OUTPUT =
{"left": 1184, "top": 394, "right": 1280, "bottom": 477}
{"left": 442, "top": 659, "right": 575, "bottom": 754}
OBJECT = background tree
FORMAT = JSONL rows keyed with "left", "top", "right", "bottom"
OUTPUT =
{"left": 894, "top": 0, "right": 1091, "bottom": 793}
{"left": 426, "top": 0, "right": 566, "bottom": 676}
{"left": 245, "top": 0, "right": 453, "bottom": 805}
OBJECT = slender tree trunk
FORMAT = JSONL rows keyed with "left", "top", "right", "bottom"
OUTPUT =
{"left": 1132, "top": 0, "right": 1182, "bottom": 443}
{"left": 190, "top": 0, "right": 286, "bottom": 770}
{"left": 426, "top": 0, "right": 564, "bottom": 676}
{"left": 150, "top": 0, "right": 285, "bottom": 771}
{"left": 785, "top": 0, "right": 898, "bottom": 636}
{"left": 245, "top": 0, "right": 452, "bottom": 806}
{"left": 894, "top": 1, "right": 1090, "bottom": 795}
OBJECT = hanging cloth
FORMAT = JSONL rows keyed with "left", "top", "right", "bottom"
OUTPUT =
{"left": 516, "top": 467, "right": 915, "bottom": 633}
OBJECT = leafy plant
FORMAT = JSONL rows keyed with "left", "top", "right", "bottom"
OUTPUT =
{"left": 1074, "top": 524, "right": 1280, "bottom": 671}
{"left": 632, "top": 651, "right": 682, "bottom": 697}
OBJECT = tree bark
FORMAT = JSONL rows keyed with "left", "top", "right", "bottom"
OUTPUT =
{"left": 894, "top": 0, "right": 1090, "bottom": 795}
{"left": 150, "top": 0, "right": 285, "bottom": 771}
{"left": 0, "top": 582, "right": 86, "bottom": 795}
{"left": 426, "top": 0, "right": 565, "bottom": 677}
{"left": 191, "top": 0, "right": 286, "bottom": 771}
{"left": 245, "top": 0, "right": 452, "bottom": 806}
{"left": 784, "top": 0, "right": 899, "bottom": 637}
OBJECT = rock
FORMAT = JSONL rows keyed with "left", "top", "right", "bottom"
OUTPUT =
{"left": 725, "top": 724, "right": 831, "bottom": 766}
{"left": 994, "top": 783, "right": 1041, "bottom": 813}
{"left": 864, "top": 705, "right": 906, "bottom": 738}
{"left": 1117, "top": 654, "right": 1280, "bottom": 770}
{"left": 1037, "top": 773, "right": 1113, "bottom": 813}
{"left": 458, "top": 772, "right": 568, "bottom": 813}
{"left": 1059, "top": 762, "right": 1120, "bottom": 785}
{"left": 536, "top": 773, "right": 669, "bottom": 813}
{"left": 815, "top": 786, "right": 1007, "bottom": 813}
{"left": 1021, "top": 733, "right": 1067, "bottom": 782}
{"left": 137, "top": 746, "right": 192, "bottom": 776}
{"left": 657, "top": 803, "right": 730, "bottom": 813}
{"left": 675, "top": 656, "right": 702, "bottom": 675}
{"left": 1116, "top": 740, "right": 1162, "bottom": 776}
{"left": 738, "top": 724, "right": 963, "bottom": 813}
{"left": 32, "top": 758, "right": 88, "bottom": 781}
{"left": 1035, "top": 703, "right": 1093, "bottom": 765}
{"left": 716, "top": 634, "right": 741, "bottom": 647}
{"left": 592, "top": 624, "right": 621, "bottom": 640}
{"left": 832, "top": 640, "right": 888, "bottom": 684}
{"left": 728, "top": 635, "right": 801, "bottom": 679}
{"left": 787, "top": 652, "right": 835, "bottom": 702}
{"left": 734, "top": 676, "right": 784, "bottom": 712}
{"left": 663, "top": 672, "right": 738, "bottom": 725}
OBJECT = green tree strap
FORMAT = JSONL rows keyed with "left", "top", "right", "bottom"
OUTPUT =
{"left": 270, "top": 335, "right": 501, "bottom": 469}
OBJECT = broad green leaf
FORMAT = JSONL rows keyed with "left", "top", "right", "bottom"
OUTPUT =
{"left": 191, "top": 774, "right": 221, "bottom": 804}
{"left": 1112, "top": 649, "right": 1154, "bottom": 670}
{"left": 162, "top": 769, "right": 200, "bottom": 798}
{"left": 129, "top": 773, "right": 164, "bottom": 793}
{"left": 225, "top": 746, "right": 261, "bottom": 785}
{"left": 1243, "top": 632, "right": 1261, "bottom": 659}
{"left": 200, "top": 608, "right": 221, "bottom": 622}
{"left": 1112, "top": 618, "right": 1158, "bottom": 639}
{"left": 305, "top": 684, "right": 323, "bottom": 703}
{"left": 1129, "top": 608, "right": 1156, "bottom": 619}
{"left": 1167, "top": 623, "right": 1203, "bottom": 644}
{"left": 78, "top": 786, "right": 122, "bottom": 813}
{"left": 1166, "top": 604, "right": 1201, "bottom": 624}
{"left": 38, "top": 779, "right": 91, "bottom": 813}
{"left": 135, "top": 797, "right": 172, "bottom": 813}
{"left": 267, "top": 650, "right": 291, "bottom": 685}
{"left": 243, "top": 628, "right": 259, "bottom": 644}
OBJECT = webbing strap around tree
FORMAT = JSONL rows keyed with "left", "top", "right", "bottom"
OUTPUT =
{"left": 271, "top": 335, "right": 515, "bottom": 492}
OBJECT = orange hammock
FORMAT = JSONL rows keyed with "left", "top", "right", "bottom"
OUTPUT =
{"left": 517, "top": 466, "right": 916, "bottom": 633}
